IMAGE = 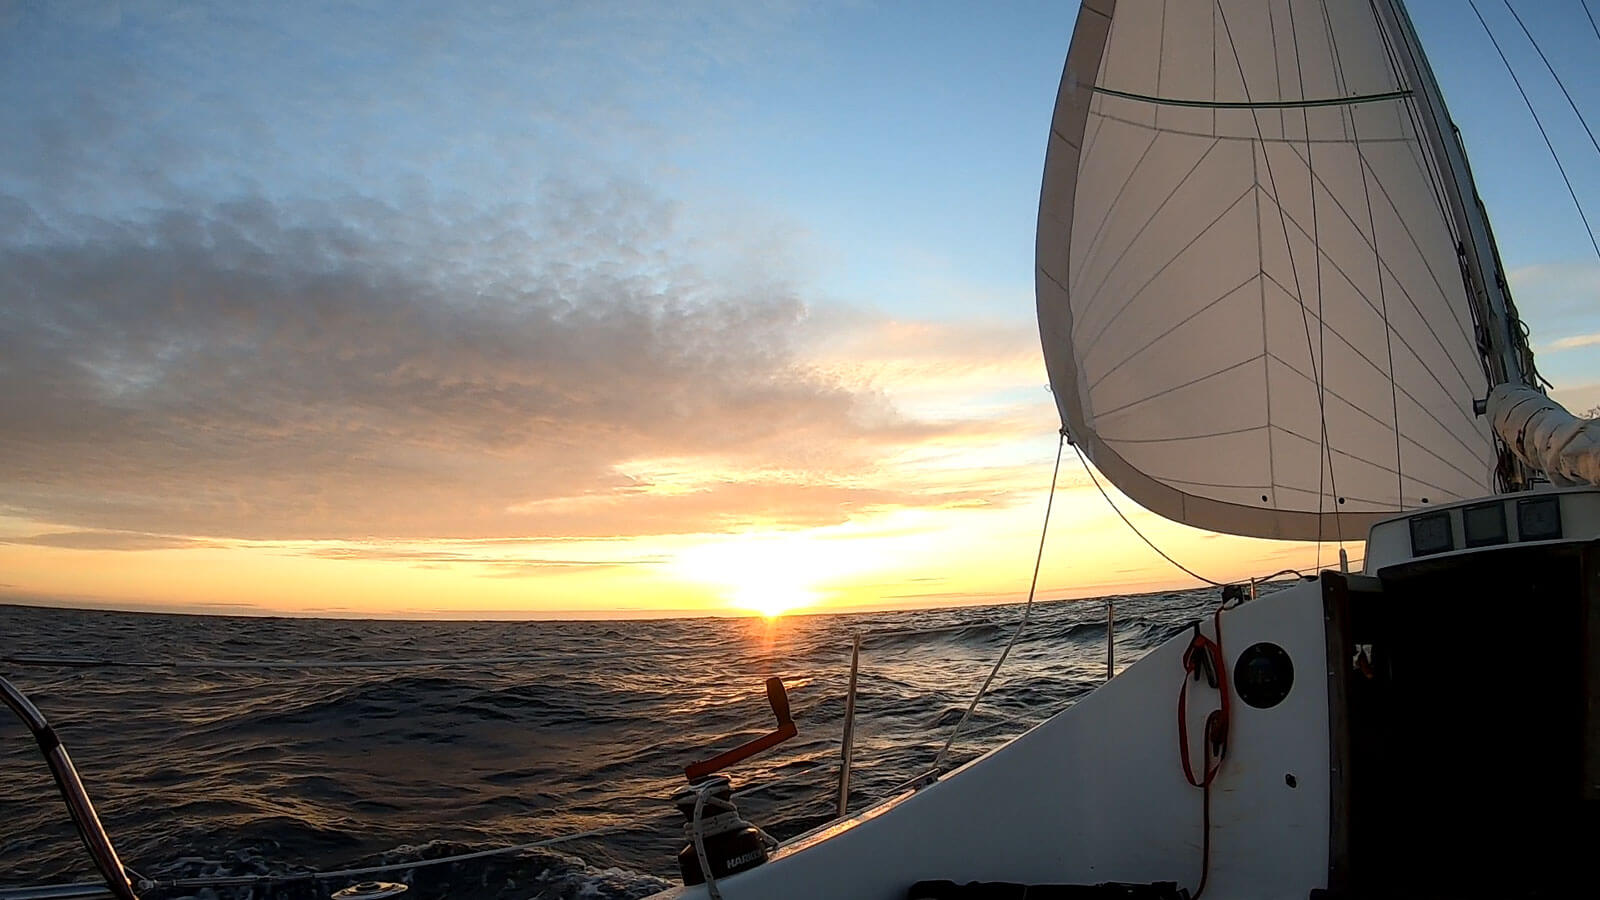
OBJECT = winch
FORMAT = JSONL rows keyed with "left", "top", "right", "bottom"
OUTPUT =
{"left": 673, "top": 676, "right": 797, "bottom": 887}
{"left": 673, "top": 775, "right": 770, "bottom": 886}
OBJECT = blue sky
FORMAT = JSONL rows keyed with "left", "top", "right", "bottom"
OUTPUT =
{"left": 4, "top": 1, "right": 1594, "bottom": 324}
{"left": 1, "top": 1, "right": 1598, "bottom": 615}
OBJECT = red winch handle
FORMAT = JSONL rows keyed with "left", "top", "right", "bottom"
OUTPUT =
{"left": 684, "top": 676, "right": 798, "bottom": 782}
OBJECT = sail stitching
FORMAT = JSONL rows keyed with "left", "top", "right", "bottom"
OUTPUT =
{"left": 1253, "top": 56, "right": 1278, "bottom": 512}
{"left": 1283, "top": 0, "right": 1341, "bottom": 558}
{"left": 1090, "top": 353, "right": 1266, "bottom": 421}
{"left": 1211, "top": 0, "right": 1217, "bottom": 135}
{"left": 1085, "top": 271, "right": 1260, "bottom": 393}
{"left": 1215, "top": 0, "right": 1345, "bottom": 520}
{"left": 1043, "top": 0, "right": 1506, "bottom": 536}
{"left": 1282, "top": 137, "right": 1481, "bottom": 364}
{"left": 1326, "top": 0, "right": 1408, "bottom": 514}
{"left": 1157, "top": 474, "right": 1275, "bottom": 492}
{"left": 1156, "top": 0, "right": 1167, "bottom": 133}
{"left": 1267, "top": 0, "right": 1286, "bottom": 139}
{"left": 1271, "top": 423, "right": 1470, "bottom": 497}
{"left": 1069, "top": 132, "right": 1222, "bottom": 306}
{"left": 1271, "top": 420, "right": 1470, "bottom": 498}
{"left": 1088, "top": 285, "right": 1497, "bottom": 480}
{"left": 1073, "top": 163, "right": 1241, "bottom": 348}
{"left": 1070, "top": 131, "right": 1164, "bottom": 305}
{"left": 1264, "top": 347, "right": 1492, "bottom": 478}
{"left": 1160, "top": 468, "right": 1424, "bottom": 507}
{"left": 1257, "top": 270, "right": 1494, "bottom": 465}
{"left": 1099, "top": 424, "right": 1268, "bottom": 445}
{"left": 1070, "top": 140, "right": 1228, "bottom": 340}
{"left": 1260, "top": 198, "right": 1484, "bottom": 432}
{"left": 1088, "top": 107, "right": 1419, "bottom": 144}
{"left": 1075, "top": 80, "right": 1112, "bottom": 164}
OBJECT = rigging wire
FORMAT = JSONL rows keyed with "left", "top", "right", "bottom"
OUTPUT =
{"left": 133, "top": 826, "right": 633, "bottom": 890}
{"left": 1289, "top": 0, "right": 1351, "bottom": 566}
{"left": 1585, "top": 0, "right": 1600, "bottom": 44}
{"left": 1071, "top": 441, "right": 1225, "bottom": 588}
{"left": 1503, "top": 1, "right": 1600, "bottom": 159}
{"left": 1469, "top": 0, "right": 1600, "bottom": 259}
{"left": 1215, "top": 0, "right": 1351, "bottom": 555}
{"left": 927, "top": 430, "right": 1067, "bottom": 776}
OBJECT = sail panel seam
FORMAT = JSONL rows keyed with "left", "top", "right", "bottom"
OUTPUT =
{"left": 1085, "top": 271, "right": 1261, "bottom": 393}
{"left": 1088, "top": 109, "right": 1418, "bottom": 144}
{"left": 1090, "top": 353, "right": 1266, "bottom": 421}
{"left": 1258, "top": 265, "right": 1482, "bottom": 455}
{"left": 1264, "top": 348, "right": 1493, "bottom": 477}
{"left": 1070, "top": 131, "right": 1164, "bottom": 310}
{"left": 1100, "top": 424, "right": 1268, "bottom": 445}
{"left": 1261, "top": 196, "right": 1484, "bottom": 423}
{"left": 1075, "top": 168, "right": 1244, "bottom": 350}
{"left": 1215, "top": 0, "right": 1336, "bottom": 521}
{"left": 1271, "top": 421, "right": 1469, "bottom": 497}
{"left": 1333, "top": 0, "right": 1409, "bottom": 516}
{"left": 1283, "top": 0, "right": 1338, "bottom": 559}
{"left": 1271, "top": 119, "right": 1480, "bottom": 361}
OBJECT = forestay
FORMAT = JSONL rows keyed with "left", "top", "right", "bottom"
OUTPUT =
{"left": 1037, "top": 0, "right": 1496, "bottom": 541}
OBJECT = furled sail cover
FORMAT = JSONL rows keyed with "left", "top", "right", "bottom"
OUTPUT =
{"left": 1037, "top": 0, "right": 1496, "bottom": 542}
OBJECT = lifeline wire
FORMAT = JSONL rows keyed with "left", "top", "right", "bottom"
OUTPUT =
{"left": 927, "top": 430, "right": 1067, "bottom": 776}
{"left": 138, "top": 826, "right": 632, "bottom": 890}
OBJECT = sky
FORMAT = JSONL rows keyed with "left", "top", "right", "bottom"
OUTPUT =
{"left": 1, "top": 0, "right": 1597, "bottom": 619}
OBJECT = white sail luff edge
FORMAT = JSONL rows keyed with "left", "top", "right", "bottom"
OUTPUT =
{"left": 1487, "top": 384, "right": 1600, "bottom": 488}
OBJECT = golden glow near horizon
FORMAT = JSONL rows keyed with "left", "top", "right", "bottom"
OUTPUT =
{"left": 7, "top": 339, "right": 1594, "bottom": 620}
{"left": 5, "top": 3, "right": 1600, "bottom": 623}
{"left": 0, "top": 456, "right": 1353, "bottom": 620}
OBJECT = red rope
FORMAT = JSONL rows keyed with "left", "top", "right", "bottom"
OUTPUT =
{"left": 1177, "top": 605, "right": 1230, "bottom": 899}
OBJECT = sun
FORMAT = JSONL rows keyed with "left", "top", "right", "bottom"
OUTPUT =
{"left": 733, "top": 581, "right": 815, "bottom": 619}
{"left": 671, "top": 533, "right": 825, "bottom": 618}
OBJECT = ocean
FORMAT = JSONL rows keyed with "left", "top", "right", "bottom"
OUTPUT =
{"left": 1, "top": 589, "right": 1227, "bottom": 899}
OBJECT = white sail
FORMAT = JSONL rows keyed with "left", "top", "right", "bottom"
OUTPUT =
{"left": 1037, "top": 0, "right": 1498, "bottom": 541}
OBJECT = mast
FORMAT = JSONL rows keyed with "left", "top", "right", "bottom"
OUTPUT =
{"left": 1371, "top": 0, "right": 1529, "bottom": 391}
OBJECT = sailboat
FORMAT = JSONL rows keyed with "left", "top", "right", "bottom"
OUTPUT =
{"left": 645, "top": 0, "right": 1600, "bottom": 897}
{"left": 5, "top": 2, "right": 1599, "bottom": 899}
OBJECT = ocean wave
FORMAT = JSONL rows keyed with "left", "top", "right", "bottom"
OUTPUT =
{"left": 1, "top": 589, "right": 1221, "bottom": 892}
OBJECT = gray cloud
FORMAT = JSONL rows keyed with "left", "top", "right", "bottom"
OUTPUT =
{"left": 0, "top": 185, "right": 969, "bottom": 541}
{"left": 0, "top": 1, "right": 1024, "bottom": 547}
{"left": 300, "top": 545, "right": 667, "bottom": 577}
{"left": 0, "top": 530, "right": 214, "bottom": 551}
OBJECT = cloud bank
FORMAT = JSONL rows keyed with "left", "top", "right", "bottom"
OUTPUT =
{"left": 2, "top": 182, "right": 997, "bottom": 540}
{"left": 0, "top": 2, "right": 1053, "bottom": 551}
